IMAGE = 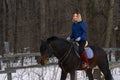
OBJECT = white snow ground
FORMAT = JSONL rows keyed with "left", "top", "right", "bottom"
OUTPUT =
{"left": 0, "top": 57, "right": 120, "bottom": 80}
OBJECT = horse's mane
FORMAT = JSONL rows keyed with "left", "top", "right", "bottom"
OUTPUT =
{"left": 46, "top": 36, "right": 69, "bottom": 44}
{"left": 46, "top": 36, "right": 58, "bottom": 43}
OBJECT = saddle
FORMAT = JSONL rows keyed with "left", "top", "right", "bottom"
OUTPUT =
{"left": 73, "top": 41, "right": 94, "bottom": 59}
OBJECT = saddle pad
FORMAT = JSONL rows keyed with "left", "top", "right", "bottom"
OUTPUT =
{"left": 85, "top": 47, "right": 94, "bottom": 59}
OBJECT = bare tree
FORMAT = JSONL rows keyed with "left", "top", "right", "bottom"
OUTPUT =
{"left": 105, "top": 0, "right": 115, "bottom": 47}
{"left": 0, "top": 0, "right": 4, "bottom": 56}
{"left": 4, "top": 0, "right": 9, "bottom": 42}
{"left": 40, "top": 0, "right": 46, "bottom": 39}
{"left": 0, "top": 0, "right": 119, "bottom": 53}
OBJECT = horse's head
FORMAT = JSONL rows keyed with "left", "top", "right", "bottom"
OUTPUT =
{"left": 40, "top": 40, "right": 53, "bottom": 65}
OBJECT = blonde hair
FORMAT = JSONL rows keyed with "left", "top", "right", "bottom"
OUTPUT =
{"left": 77, "top": 13, "right": 82, "bottom": 22}
{"left": 73, "top": 13, "right": 82, "bottom": 22}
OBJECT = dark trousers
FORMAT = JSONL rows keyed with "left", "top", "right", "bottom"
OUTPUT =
{"left": 77, "top": 40, "right": 86, "bottom": 54}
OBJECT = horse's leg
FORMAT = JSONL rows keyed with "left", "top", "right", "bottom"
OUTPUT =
{"left": 97, "top": 56, "right": 113, "bottom": 80}
{"left": 60, "top": 70, "right": 68, "bottom": 80}
{"left": 70, "top": 70, "right": 76, "bottom": 80}
{"left": 85, "top": 68, "right": 94, "bottom": 80}
{"left": 98, "top": 64, "right": 113, "bottom": 80}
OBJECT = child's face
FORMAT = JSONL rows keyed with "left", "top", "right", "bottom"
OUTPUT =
{"left": 73, "top": 13, "right": 78, "bottom": 22}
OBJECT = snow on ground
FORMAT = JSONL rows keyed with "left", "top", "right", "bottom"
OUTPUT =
{"left": 0, "top": 57, "right": 120, "bottom": 80}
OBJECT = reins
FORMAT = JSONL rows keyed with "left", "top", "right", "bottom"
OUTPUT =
{"left": 59, "top": 44, "right": 73, "bottom": 62}
{"left": 49, "top": 43, "right": 73, "bottom": 63}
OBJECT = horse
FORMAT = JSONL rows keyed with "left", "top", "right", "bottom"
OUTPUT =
{"left": 37, "top": 36, "right": 113, "bottom": 80}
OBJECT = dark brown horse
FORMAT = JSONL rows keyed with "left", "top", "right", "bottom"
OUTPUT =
{"left": 38, "top": 36, "right": 113, "bottom": 80}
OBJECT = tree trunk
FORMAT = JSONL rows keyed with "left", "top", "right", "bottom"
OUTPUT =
{"left": 105, "top": 0, "right": 115, "bottom": 47}
{"left": 14, "top": 0, "right": 18, "bottom": 53}
{"left": 40, "top": 0, "right": 46, "bottom": 39}
{"left": 4, "top": 0, "right": 9, "bottom": 42}
{"left": 81, "top": 0, "right": 87, "bottom": 21}
{"left": 0, "top": 0, "right": 4, "bottom": 56}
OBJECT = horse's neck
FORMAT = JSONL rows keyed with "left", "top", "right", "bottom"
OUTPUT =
{"left": 52, "top": 41, "right": 70, "bottom": 59}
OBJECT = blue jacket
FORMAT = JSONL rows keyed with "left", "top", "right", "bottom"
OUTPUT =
{"left": 70, "top": 21, "right": 87, "bottom": 41}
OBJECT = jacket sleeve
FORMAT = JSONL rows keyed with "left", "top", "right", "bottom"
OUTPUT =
{"left": 80, "top": 22, "right": 87, "bottom": 39}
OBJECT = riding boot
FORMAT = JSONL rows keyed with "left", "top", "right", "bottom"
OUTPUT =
{"left": 80, "top": 52, "right": 89, "bottom": 68}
